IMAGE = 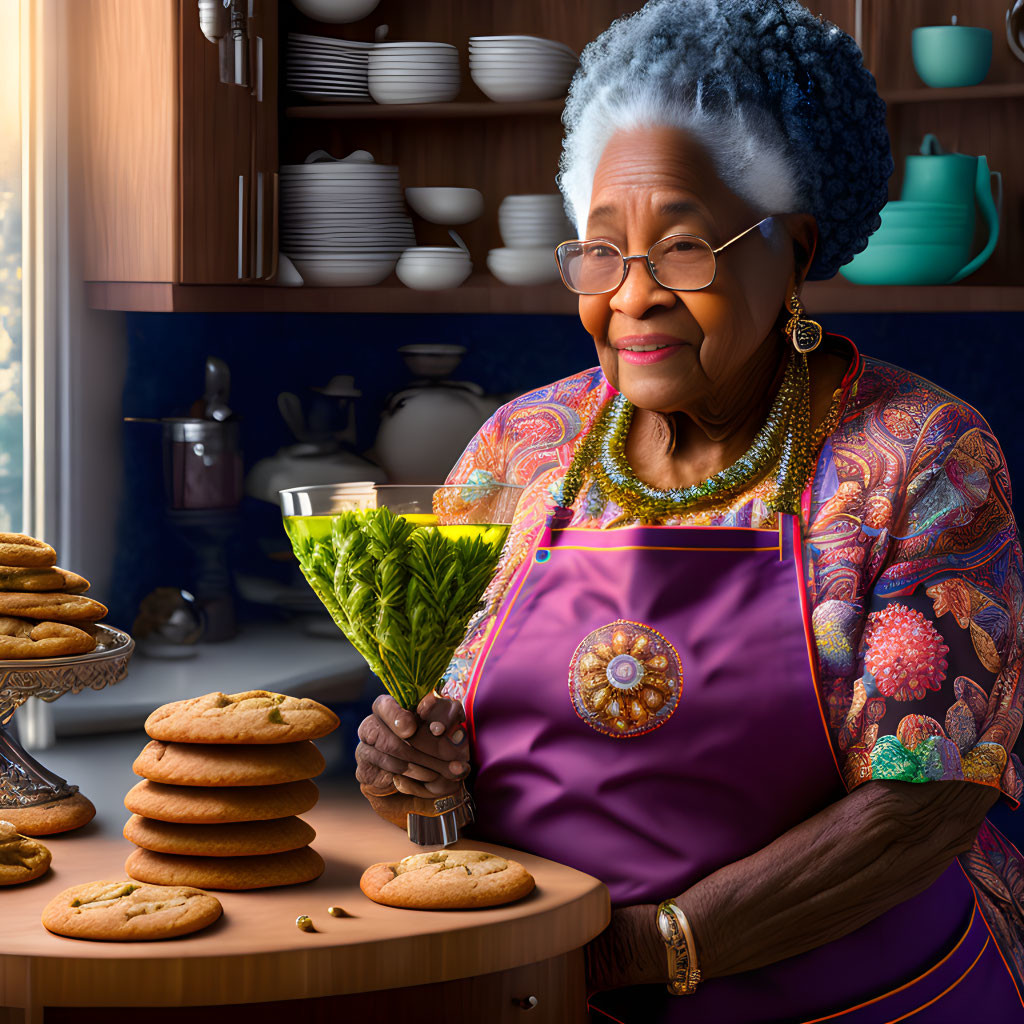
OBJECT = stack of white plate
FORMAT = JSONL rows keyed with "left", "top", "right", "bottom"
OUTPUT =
{"left": 286, "top": 32, "right": 373, "bottom": 102}
{"left": 368, "top": 42, "right": 460, "bottom": 104}
{"left": 280, "top": 151, "right": 415, "bottom": 287}
{"left": 488, "top": 194, "right": 569, "bottom": 286}
{"left": 498, "top": 194, "right": 574, "bottom": 247}
{"left": 469, "top": 35, "right": 578, "bottom": 102}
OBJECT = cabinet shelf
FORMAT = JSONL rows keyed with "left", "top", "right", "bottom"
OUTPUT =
{"left": 284, "top": 84, "right": 1024, "bottom": 121}
{"left": 85, "top": 275, "right": 1024, "bottom": 315}
{"left": 285, "top": 99, "right": 565, "bottom": 120}
{"left": 880, "top": 82, "right": 1024, "bottom": 104}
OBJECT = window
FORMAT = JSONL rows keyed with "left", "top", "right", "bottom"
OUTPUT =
{"left": 0, "top": 0, "right": 23, "bottom": 532}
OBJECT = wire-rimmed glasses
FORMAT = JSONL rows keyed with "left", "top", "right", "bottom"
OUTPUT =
{"left": 554, "top": 215, "right": 779, "bottom": 295}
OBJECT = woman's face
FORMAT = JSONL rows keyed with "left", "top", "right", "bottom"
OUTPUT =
{"left": 579, "top": 124, "right": 815, "bottom": 415}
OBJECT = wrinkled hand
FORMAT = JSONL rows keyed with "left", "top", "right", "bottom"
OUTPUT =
{"left": 585, "top": 904, "right": 668, "bottom": 994}
{"left": 355, "top": 691, "right": 470, "bottom": 799}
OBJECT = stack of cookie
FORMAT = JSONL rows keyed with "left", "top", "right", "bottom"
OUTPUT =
{"left": 123, "top": 690, "right": 339, "bottom": 890}
{"left": 0, "top": 532, "right": 107, "bottom": 659}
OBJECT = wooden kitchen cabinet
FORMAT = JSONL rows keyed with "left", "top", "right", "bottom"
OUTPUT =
{"left": 71, "top": 0, "right": 278, "bottom": 288}
{"left": 76, "top": 0, "right": 1023, "bottom": 313}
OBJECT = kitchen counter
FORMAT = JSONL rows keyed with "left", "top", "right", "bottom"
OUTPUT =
{"left": 0, "top": 732, "right": 610, "bottom": 1024}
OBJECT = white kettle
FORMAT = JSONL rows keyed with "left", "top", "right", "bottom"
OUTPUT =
{"left": 373, "top": 345, "right": 499, "bottom": 484}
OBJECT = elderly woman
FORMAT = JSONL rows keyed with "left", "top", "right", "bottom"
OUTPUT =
{"left": 355, "top": 1, "right": 1024, "bottom": 1019}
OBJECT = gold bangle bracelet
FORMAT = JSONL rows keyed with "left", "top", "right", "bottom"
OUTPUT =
{"left": 656, "top": 899, "right": 702, "bottom": 995}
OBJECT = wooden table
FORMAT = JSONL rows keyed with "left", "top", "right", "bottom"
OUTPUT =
{"left": 0, "top": 785, "right": 610, "bottom": 1024}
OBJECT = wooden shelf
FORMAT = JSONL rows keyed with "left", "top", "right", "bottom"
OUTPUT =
{"left": 285, "top": 99, "right": 565, "bottom": 120}
{"left": 880, "top": 82, "right": 1024, "bottom": 104}
{"left": 86, "top": 273, "right": 578, "bottom": 313}
{"left": 804, "top": 281, "right": 1024, "bottom": 313}
{"left": 86, "top": 274, "right": 1024, "bottom": 314}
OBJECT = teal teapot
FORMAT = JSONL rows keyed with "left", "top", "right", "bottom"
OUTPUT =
{"left": 898, "top": 134, "right": 1002, "bottom": 282}
{"left": 841, "top": 134, "right": 1002, "bottom": 285}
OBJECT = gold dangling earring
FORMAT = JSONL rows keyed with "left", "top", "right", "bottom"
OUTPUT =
{"left": 784, "top": 288, "right": 823, "bottom": 354}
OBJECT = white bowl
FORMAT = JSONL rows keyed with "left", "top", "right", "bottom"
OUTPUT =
{"left": 289, "top": 255, "right": 397, "bottom": 286}
{"left": 473, "top": 79, "right": 569, "bottom": 102}
{"left": 396, "top": 251, "right": 472, "bottom": 290}
{"left": 405, "top": 187, "right": 483, "bottom": 224}
{"left": 290, "top": 0, "right": 381, "bottom": 23}
{"left": 373, "top": 42, "right": 458, "bottom": 53}
{"left": 399, "top": 343, "right": 466, "bottom": 377}
{"left": 274, "top": 253, "right": 304, "bottom": 287}
{"left": 401, "top": 246, "right": 471, "bottom": 259}
{"left": 487, "top": 248, "right": 560, "bottom": 285}
{"left": 369, "top": 60, "right": 460, "bottom": 71}
{"left": 369, "top": 70, "right": 461, "bottom": 81}
{"left": 369, "top": 81, "right": 460, "bottom": 103}
{"left": 470, "top": 35, "right": 576, "bottom": 54}
{"left": 473, "top": 70, "right": 573, "bottom": 87}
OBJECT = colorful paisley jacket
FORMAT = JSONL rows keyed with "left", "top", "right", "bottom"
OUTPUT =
{"left": 441, "top": 334, "right": 1024, "bottom": 983}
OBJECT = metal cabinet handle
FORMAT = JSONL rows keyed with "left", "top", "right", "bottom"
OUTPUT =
{"left": 256, "top": 34, "right": 264, "bottom": 102}
{"left": 237, "top": 173, "right": 247, "bottom": 280}
{"left": 269, "top": 171, "right": 279, "bottom": 280}
{"left": 256, "top": 170, "right": 265, "bottom": 279}
{"left": 512, "top": 995, "right": 538, "bottom": 1011}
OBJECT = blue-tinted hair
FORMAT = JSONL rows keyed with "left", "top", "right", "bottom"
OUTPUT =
{"left": 558, "top": 0, "right": 893, "bottom": 280}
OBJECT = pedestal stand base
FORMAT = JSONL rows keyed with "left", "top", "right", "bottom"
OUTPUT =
{"left": 0, "top": 791, "right": 95, "bottom": 835}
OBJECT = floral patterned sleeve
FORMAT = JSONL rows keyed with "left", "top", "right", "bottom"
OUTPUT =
{"left": 836, "top": 409, "right": 1024, "bottom": 806}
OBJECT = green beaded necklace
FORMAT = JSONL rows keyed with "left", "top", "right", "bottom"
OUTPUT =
{"left": 559, "top": 349, "right": 815, "bottom": 521}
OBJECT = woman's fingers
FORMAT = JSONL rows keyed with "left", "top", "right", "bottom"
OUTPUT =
{"left": 354, "top": 739, "right": 408, "bottom": 778}
{"left": 417, "top": 692, "right": 466, "bottom": 734}
{"left": 393, "top": 773, "right": 464, "bottom": 799}
{"left": 416, "top": 693, "right": 470, "bottom": 759}
{"left": 360, "top": 711, "right": 465, "bottom": 779}
{"left": 354, "top": 754, "right": 395, "bottom": 794}
{"left": 373, "top": 693, "right": 418, "bottom": 740}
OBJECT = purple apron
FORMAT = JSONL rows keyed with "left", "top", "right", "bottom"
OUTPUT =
{"left": 463, "top": 511, "right": 1024, "bottom": 1022}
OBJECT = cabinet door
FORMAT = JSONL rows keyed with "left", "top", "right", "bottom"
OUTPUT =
{"left": 251, "top": 0, "right": 279, "bottom": 282}
{"left": 179, "top": 0, "right": 255, "bottom": 283}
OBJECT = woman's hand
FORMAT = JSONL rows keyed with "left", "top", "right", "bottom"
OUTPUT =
{"left": 355, "top": 691, "right": 470, "bottom": 799}
{"left": 584, "top": 904, "right": 668, "bottom": 993}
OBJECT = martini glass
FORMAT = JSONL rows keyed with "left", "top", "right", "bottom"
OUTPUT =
{"left": 280, "top": 480, "right": 522, "bottom": 844}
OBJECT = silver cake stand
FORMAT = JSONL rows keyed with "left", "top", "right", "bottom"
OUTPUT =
{"left": 0, "top": 625, "right": 134, "bottom": 814}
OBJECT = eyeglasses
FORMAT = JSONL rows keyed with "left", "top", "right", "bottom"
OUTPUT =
{"left": 554, "top": 215, "right": 779, "bottom": 295}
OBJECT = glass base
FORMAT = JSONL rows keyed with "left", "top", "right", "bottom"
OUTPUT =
{"left": 406, "top": 786, "right": 476, "bottom": 847}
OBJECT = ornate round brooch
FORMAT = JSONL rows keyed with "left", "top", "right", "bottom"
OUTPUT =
{"left": 568, "top": 620, "right": 682, "bottom": 738}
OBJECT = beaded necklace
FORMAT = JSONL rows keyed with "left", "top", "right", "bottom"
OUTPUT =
{"left": 560, "top": 350, "right": 839, "bottom": 523}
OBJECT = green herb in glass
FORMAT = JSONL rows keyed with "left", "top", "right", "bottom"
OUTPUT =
{"left": 285, "top": 507, "right": 507, "bottom": 710}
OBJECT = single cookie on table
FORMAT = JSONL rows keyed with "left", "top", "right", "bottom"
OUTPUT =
{"left": 0, "top": 619, "right": 96, "bottom": 659}
{"left": 0, "top": 592, "right": 107, "bottom": 623}
{"left": 144, "top": 690, "right": 339, "bottom": 745}
{"left": 0, "top": 534, "right": 56, "bottom": 569}
{"left": 0, "top": 565, "right": 89, "bottom": 593}
{"left": 0, "top": 820, "right": 51, "bottom": 885}
{"left": 41, "top": 880, "right": 222, "bottom": 941}
{"left": 133, "top": 738, "right": 326, "bottom": 787}
{"left": 360, "top": 850, "right": 536, "bottom": 910}
{"left": 124, "top": 778, "right": 319, "bottom": 824}
{"left": 126, "top": 845, "right": 324, "bottom": 890}
{"left": 0, "top": 792, "right": 95, "bottom": 835}
{"left": 123, "top": 814, "right": 316, "bottom": 857}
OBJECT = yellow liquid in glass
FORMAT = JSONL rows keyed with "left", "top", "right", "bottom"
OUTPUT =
{"left": 283, "top": 514, "right": 509, "bottom": 551}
